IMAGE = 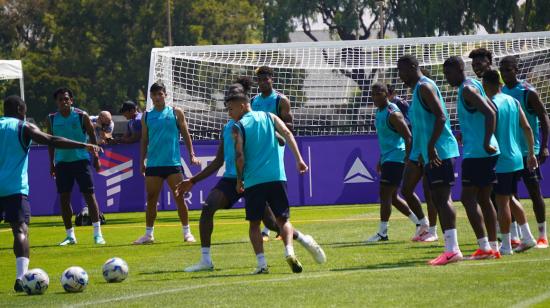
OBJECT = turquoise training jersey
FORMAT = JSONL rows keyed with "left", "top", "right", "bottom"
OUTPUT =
{"left": 49, "top": 107, "right": 89, "bottom": 163}
{"left": 251, "top": 90, "right": 282, "bottom": 115}
{"left": 0, "top": 117, "right": 31, "bottom": 197}
{"left": 409, "top": 76, "right": 459, "bottom": 165}
{"left": 375, "top": 102, "right": 406, "bottom": 164}
{"left": 222, "top": 120, "right": 237, "bottom": 178}
{"left": 457, "top": 78, "right": 500, "bottom": 158}
{"left": 502, "top": 80, "right": 540, "bottom": 156}
{"left": 491, "top": 93, "right": 524, "bottom": 173}
{"left": 145, "top": 106, "right": 182, "bottom": 167}
{"left": 235, "top": 111, "right": 286, "bottom": 189}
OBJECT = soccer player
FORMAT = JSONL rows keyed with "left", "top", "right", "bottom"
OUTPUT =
{"left": 133, "top": 82, "right": 199, "bottom": 244}
{"left": 500, "top": 55, "right": 550, "bottom": 248}
{"left": 116, "top": 100, "right": 142, "bottom": 144}
{"left": 46, "top": 87, "right": 106, "bottom": 246}
{"left": 176, "top": 79, "right": 325, "bottom": 272}
{"left": 366, "top": 83, "right": 420, "bottom": 242}
{"left": 229, "top": 86, "right": 311, "bottom": 274}
{"left": 482, "top": 69, "right": 538, "bottom": 254}
{"left": 469, "top": 48, "right": 499, "bottom": 79}
{"left": 397, "top": 55, "right": 462, "bottom": 265}
{"left": 443, "top": 56, "right": 500, "bottom": 259}
{"left": 251, "top": 66, "right": 294, "bottom": 240}
{"left": 1, "top": 95, "right": 100, "bottom": 292}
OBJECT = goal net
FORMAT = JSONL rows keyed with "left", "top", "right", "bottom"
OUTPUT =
{"left": 147, "top": 31, "right": 550, "bottom": 139}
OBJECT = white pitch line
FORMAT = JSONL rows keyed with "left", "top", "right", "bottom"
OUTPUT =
{"left": 512, "top": 290, "right": 550, "bottom": 308}
{"left": 71, "top": 257, "right": 550, "bottom": 307}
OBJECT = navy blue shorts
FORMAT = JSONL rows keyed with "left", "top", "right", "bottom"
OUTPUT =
{"left": 462, "top": 156, "right": 498, "bottom": 187}
{"left": 0, "top": 194, "right": 30, "bottom": 224}
{"left": 212, "top": 177, "right": 243, "bottom": 208}
{"left": 519, "top": 156, "right": 543, "bottom": 185}
{"left": 145, "top": 166, "right": 184, "bottom": 179}
{"left": 55, "top": 160, "right": 95, "bottom": 194}
{"left": 425, "top": 158, "right": 456, "bottom": 188}
{"left": 244, "top": 181, "right": 289, "bottom": 221}
{"left": 380, "top": 162, "right": 405, "bottom": 187}
{"left": 494, "top": 171, "right": 520, "bottom": 195}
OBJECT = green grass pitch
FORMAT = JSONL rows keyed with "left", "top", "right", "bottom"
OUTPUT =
{"left": 1, "top": 201, "right": 549, "bottom": 307}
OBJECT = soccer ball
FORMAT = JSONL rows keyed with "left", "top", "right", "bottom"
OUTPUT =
{"left": 22, "top": 268, "right": 49, "bottom": 295}
{"left": 61, "top": 266, "right": 88, "bottom": 292}
{"left": 102, "top": 257, "right": 129, "bottom": 283}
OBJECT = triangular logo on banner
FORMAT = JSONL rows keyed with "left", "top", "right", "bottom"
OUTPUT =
{"left": 344, "top": 158, "right": 375, "bottom": 184}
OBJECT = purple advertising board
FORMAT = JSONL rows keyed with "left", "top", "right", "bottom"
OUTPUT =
{"left": 27, "top": 135, "right": 550, "bottom": 216}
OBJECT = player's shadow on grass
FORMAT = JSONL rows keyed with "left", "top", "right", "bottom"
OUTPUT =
{"left": 330, "top": 259, "right": 427, "bottom": 272}
{"left": 327, "top": 241, "right": 408, "bottom": 248}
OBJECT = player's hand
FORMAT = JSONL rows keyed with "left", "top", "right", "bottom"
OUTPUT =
{"left": 236, "top": 180, "right": 244, "bottom": 194}
{"left": 527, "top": 153, "right": 538, "bottom": 172}
{"left": 539, "top": 147, "right": 549, "bottom": 165}
{"left": 190, "top": 155, "right": 201, "bottom": 166}
{"left": 175, "top": 179, "right": 193, "bottom": 197}
{"left": 140, "top": 161, "right": 146, "bottom": 176}
{"left": 93, "top": 158, "right": 101, "bottom": 172}
{"left": 455, "top": 131, "right": 463, "bottom": 146}
{"left": 50, "top": 164, "right": 56, "bottom": 178}
{"left": 85, "top": 144, "right": 103, "bottom": 155}
{"left": 484, "top": 143, "right": 498, "bottom": 155}
{"left": 376, "top": 161, "right": 381, "bottom": 175}
{"left": 296, "top": 160, "right": 308, "bottom": 174}
{"left": 428, "top": 145, "right": 442, "bottom": 168}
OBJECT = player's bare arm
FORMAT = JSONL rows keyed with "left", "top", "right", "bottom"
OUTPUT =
{"left": 463, "top": 85, "right": 498, "bottom": 154}
{"left": 419, "top": 83, "right": 446, "bottom": 167}
{"left": 175, "top": 107, "right": 200, "bottom": 165}
{"left": 24, "top": 123, "right": 101, "bottom": 155}
{"left": 139, "top": 113, "right": 148, "bottom": 175}
{"left": 389, "top": 111, "right": 412, "bottom": 159}
{"left": 518, "top": 104, "right": 538, "bottom": 171}
{"left": 232, "top": 126, "right": 245, "bottom": 193}
{"left": 82, "top": 113, "right": 101, "bottom": 171}
{"left": 271, "top": 113, "right": 308, "bottom": 174}
{"left": 527, "top": 89, "right": 550, "bottom": 164}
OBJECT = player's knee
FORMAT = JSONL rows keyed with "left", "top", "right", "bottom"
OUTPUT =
{"left": 11, "top": 222, "right": 28, "bottom": 239}
{"left": 201, "top": 203, "right": 216, "bottom": 221}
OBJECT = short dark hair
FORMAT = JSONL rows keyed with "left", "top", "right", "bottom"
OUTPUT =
{"left": 149, "top": 81, "right": 166, "bottom": 93}
{"left": 386, "top": 84, "right": 396, "bottom": 95}
{"left": 482, "top": 69, "right": 502, "bottom": 86}
{"left": 500, "top": 55, "right": 518, "bottom": 68}
{"left": 397, "top": 55, "right": 419, "bottom": 68}
{"left": 443, "top": 56, "right": 464, "bottom": 70}
{"left": 255, "top": 66, "right": 273, "bottom": 76}
{"left": 3, "top": 95, "right": 25, "bottom": 116}
{"left": 53, "top": 87, "right": 73, "bottom": 100}
{"left": 371, "top": 82, "right": 388, "bottom": 93}
{"left": 468, "top": 48, "right": 493, "bottom": 64}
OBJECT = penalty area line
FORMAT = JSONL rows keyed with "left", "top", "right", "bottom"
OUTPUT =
{"left": 71, "top": 257, "right": 550, "bottom": 307}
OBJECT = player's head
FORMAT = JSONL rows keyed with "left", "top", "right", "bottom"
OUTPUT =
{"left": 371, "top": 82, "right": 389, "bottom": 108}
{"left": 443, "top": 56, "right": 465, "bottom": 87}
{"left": 482, "top": 69, "right": 502, "bottom": 96}
{"left": 256, "top": 66, "right": 274, "bottom": 93}
{"left": 97, "top": 111, "right": 112, "bottom": 127}
{"left": 149, "top": 81, "right": 167, "bottom": 105}
{"left": 53, "top": 87, "right": 74, "bottom": 112}
{"left": 397, "top": 55, "right": 420, "bottom": 87}
{"left": 119, "top": 100, "right": 138, "bottom": 119}
{"left": 499, "top": 56, "right": 519, "bottom": 85}
{"left": 225, "top": 83, "right": 250, "bottom": 121}
{"left": 3, "top": 95, "right": 27, "bottom": 120}
{"left": 469, "top": 48, "right": 493, "bottom": 78}
{"left": 227, "top": 76, "right": 252, "bottom": 97}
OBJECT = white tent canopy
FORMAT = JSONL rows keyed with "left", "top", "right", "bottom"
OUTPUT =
{"left": 0, "top": 60, "right": 25, "bottom": 100}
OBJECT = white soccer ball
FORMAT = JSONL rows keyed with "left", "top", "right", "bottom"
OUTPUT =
{"left": 22, "top": 268, "right": 49, "bottom": 295}
{"left": 102, "top": 257, "right": 129, "bottom": 283}
{"left": 61, "top": 266, "right": 88, "bottom": 292}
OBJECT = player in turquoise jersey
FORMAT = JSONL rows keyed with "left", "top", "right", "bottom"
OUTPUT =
{"left": 443, "top": 56, "right": 501, "bottom": 259}
{"left": 483, "top": 69, "right": 538, "bottom": 255}
{"left": 133, "top": 82, "right": 200, "bottom": 245}
{"left": 228, "top": 86, "right": 312, "bottom": 274}
{"left": 398, "top": 55, "right": 462, "bottom": 266}
{"left": 46, "top": 87, "right": 106, "bottom": 246}
{"left": 175, "top": 78, "right": 325, "bottom": 272}
{"left": 252, "top": 66, "right": 294, "bottom": 240}
{"left": 2, "top": 95, "right": 100, "bottom": 292}
{"left": 365, "top": 83, "right": 421, "bottom": 243}
{"left": 500, "top": 55, "right": 550, "bottom": 248}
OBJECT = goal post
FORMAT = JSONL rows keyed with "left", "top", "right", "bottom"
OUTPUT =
{"left": 147, "top": 31, "right": 550, "bottom": 139}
